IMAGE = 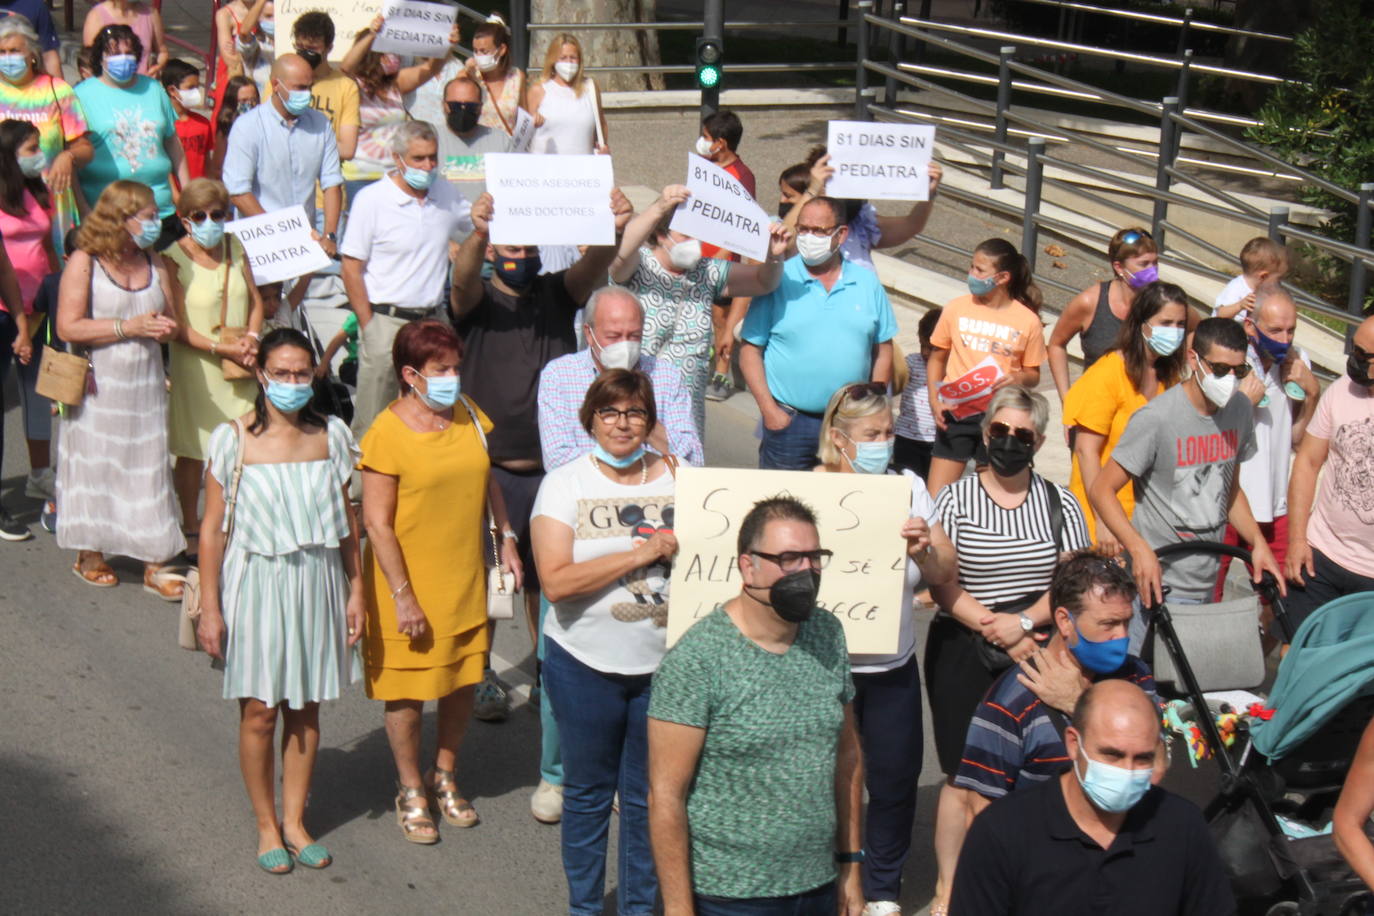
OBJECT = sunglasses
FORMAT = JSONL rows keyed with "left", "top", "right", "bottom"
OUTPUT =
{"left": 988, "top": 421, "right": 1036, "bottom": 446}
{"left": 1196, "top": 354, "right": 1252, "bottom": 380}
{"left": 827, "top": 382, "right": 886, "bottom": 422}
{"left": 1352, "top": 346, "right": 1373, "bottom": 365}
{"left": 445, "top": 101, "right": 482, "bottom": 113}
{"left": 186, "top": 209, "right": 227, "bottom": 223}
{"left": 751, "top": 549, "right": 833, "bottom": 571}
{"left": 1120, "top": 229, "right": 1154, "bottom": 246}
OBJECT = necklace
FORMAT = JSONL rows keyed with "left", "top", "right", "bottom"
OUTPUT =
{"left": 591, "top": 451, "right": 647, "bottom": 485}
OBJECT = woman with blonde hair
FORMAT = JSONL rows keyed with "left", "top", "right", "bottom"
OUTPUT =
{"left": 526, "top": 33, "right": 609, "bottom": 155}
{"left": 55, "top": 179, "right": 183, "bottom": 595}
{"left": 165, "top": 177, "right": 264, "bottom": 562}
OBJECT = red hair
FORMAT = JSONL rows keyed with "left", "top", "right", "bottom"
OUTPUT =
{"left": 392, "top": 319, "right": 463, "bottom": 392}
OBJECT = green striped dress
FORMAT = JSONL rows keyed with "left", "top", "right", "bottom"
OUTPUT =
{"left": 208, "top": 416, "right": 362, "bottom": 709}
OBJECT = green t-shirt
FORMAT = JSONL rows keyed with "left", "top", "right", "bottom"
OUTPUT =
{"left": 648, "top": 606, "right": 855, "bottom": 899}
{"left": 341, "top": 311, "right": 359, "bottom": 362}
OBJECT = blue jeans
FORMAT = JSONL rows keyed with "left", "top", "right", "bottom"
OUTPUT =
{"left": 758, "top": 406, "right": 823, "bottom": 470}
{"left": 695, "top": 882, "right": 837, "bottom": 915}
{"left": 543, "top": 638, "right": 656, "bottom": 916}
{"left": 538, "top": 594, "right": 562, "bottom": 785}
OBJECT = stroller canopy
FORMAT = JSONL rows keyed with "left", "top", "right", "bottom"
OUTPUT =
{"left": 1251, "top": 591, "right": 1374, "bottom": 760}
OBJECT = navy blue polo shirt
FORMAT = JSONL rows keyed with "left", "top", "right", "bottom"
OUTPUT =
{"left": 0, "top": 1, "right": 60, "bottom": 51}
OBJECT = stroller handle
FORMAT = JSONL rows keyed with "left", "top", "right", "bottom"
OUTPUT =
{"left": 1149, "top": 540, "right": 1292, "bottom": 642}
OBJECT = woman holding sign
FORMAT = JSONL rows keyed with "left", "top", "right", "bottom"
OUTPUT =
{"left": 814, "top": 381, "right": 956, "bottom": 913}
{"left": 530, "top": 369, "right": 678, "bottom": 916}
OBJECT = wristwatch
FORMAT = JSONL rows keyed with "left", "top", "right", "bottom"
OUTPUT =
{"left": 1018, "top": 612, "right": 1034, "bottom": 633}
{"left": 324, "top": 232, "right": 338, "bottom": 243}
{"left": 501, "top": 528, "right": 519, "bottom": 543}
{"left": 834, "top": 850, "right": 865, "bottom": 864}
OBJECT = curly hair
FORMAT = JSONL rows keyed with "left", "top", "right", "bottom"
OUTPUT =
{"left": 77, "top": 180, "right": 154, "bottom": 260}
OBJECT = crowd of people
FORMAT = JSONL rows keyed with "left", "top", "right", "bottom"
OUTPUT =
{"left": 2, "top": 4, "right": 1373, "bottom": 914}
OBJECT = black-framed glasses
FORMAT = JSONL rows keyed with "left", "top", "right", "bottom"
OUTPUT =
{"left": 751, "top": 549, "right": 833, "bottom": 571}
{"left": 187, "top": 209, "right": 227, "bottom": 223}
{"left": 1351, "top": 346, "right": 1373, "bottom": 365}
{"left": 595, "top": 406, "right": 649, "bottom": 425}
{"left": 988, "top": 420, "right": 1037, "bottom": 446}
{"left": 1196, "top": 354, "right": 1252, "bottom": 380}
{"left": 1120, "top": 229, "right": 1154, "bottom": 246}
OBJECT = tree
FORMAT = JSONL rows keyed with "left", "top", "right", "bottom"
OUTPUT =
{"left": 528, "top": 0, "right": 664, "bottom": 91}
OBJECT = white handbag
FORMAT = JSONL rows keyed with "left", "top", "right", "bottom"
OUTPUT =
{"left": 457, "top": 396, "right": 524, "bottom": 620}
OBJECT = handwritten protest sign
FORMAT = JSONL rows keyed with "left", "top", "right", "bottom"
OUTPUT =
{"left": 510, "top": 107, "right": 536, "bottom": 153}
{"left": 484, "top": 153, "right": 615, "bottom": 245}
{"left": 938, "top": 355, "right": 1005, "bottom": 419}
{"left": 825, "top": 121, "right": 935, "bottom": 201}
{"left": 276, "top": 0, "right": 379, "bottom": 62}
{"left": 669, "top": 153, "right": 770, "bottom": 262}
{"left": 226, "top": 206, "right": 332, "bottom": 285}
{"left": 372, "top": 0, "right": 455, "bottom": 56}
{"left": 666, "top": 468, "right": 910, "bottom": 654}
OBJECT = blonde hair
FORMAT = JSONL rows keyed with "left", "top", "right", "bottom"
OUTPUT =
{"left": 540, "top": 32, "right": 586, "bottom": 95}
{"left": 78, "top": 180, "right": 155, "bottom": 261}
{"left": 817, "top": 383, "right": 889, "bottom": 467}
{"left": 176, "top": 177, "right": 229, "bottom": 216}
{"left": 1239, "top": 237, "right": 1289, "bottom": 276}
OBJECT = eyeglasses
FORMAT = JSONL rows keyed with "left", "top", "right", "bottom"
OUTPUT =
{"left": 1196, "top": 354, "right": 1252, "bottom": 380}
{"left": 1351, "top": 346, "right": 1373, "bottom": 365}
{"left": 263, "top": 367, "right": 313, "bottom": 385}
{"left": 1120, "top": 229, "right": 1154, "bottom": 246}
{"left": 796, "top": 225, "right": 840, "bottom": 237}
{"left": 445, "top": 101, "right": 482, "bottom": 113}
{"left": 595, "top": 406, "right": 649, "bottom": 425}
{"left": 751, "top": 549, "right": 833, "bottom": 572}
{"left": 988, "top": 421, "right": 1037, "bottom": 446}
{"left": 186, "top": 209, "right": 227, "bottom": 223}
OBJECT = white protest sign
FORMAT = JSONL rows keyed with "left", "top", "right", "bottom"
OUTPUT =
{"left": 372, "top": 0, "right": 455, "bottom": 57}
{"left": 666, "top": 468, "right": 911, "bottom": 654}
{"left": 669, "top": 153, "right": 770, "bottom": 262}
{"left": 226, "top": 205, "right": 332, "bottom": 285}
{"left": 275, "top": 0, "right": 379, "bottom": 63}
{"left": 484, "top": 153, "right": 615, "bottom": 245}
{"left": 510, "top": 107, "right": 536, "bottom": 153}
{"left": 825, "top": 120, "right": 935, "bottom": 201}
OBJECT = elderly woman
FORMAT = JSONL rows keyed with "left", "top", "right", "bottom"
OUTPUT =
{"left": 55, "top": 179, "right": 183, "bottom": 594}
{"left": 196, "top": 328, "right": 364, "bottom": 874}
{"left": 165, "top": 177, "right": 264, "bottom": 561}
{"left": 531, "top": 368, "right": 678, "bottom": 916}
{"left": 923, "top": 385, "right": 1090, "bottom": 915}
{"left": 813, "top": 382, "right": 957, "bottom": 914}
{"left": 74, "top": 24, "right": 188, "bottom": 250}
{"left": 360, "top": 318, "right": 522, "bottom": 844}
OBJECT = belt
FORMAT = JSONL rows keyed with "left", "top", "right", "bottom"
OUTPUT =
{"left": 371, "top": 303, "right": 440, "bottom": 321}
{"left": 782, "top": 402, "right": 826, "bottom": 420}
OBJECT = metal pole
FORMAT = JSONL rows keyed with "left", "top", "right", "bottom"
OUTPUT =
{"left": 510, "top": 0, "right": 529, "bottom": 75}
{"left": 1267, "top": 206, "right": 1289, "bottom": 244}
{"left": 839, "top": 0, "right": 851, "bottom": 48}
{"left": 1175, "top": 49, "right": 1193, "bottom": 114}
{"left": 1152, "top": 97, "right": 1179, "bottom": 246}
{"left": 855, "top": 0, "right": 873, "bottom": 120}
{"left": 1347, "top": 182, "right": 1373, "bottom": 345}
{"left": 703, "top": 0, "right": 723, "bottom": 118}
{"left": 884, "top": 3, "right": 904, "bottom": 106}
{"left": 1176, "top": 7, "right": 1194, "bottom": 58}
{"left": 990, "top": 45, "right": 1015, "bottom": 190}
{"left": 1022, "top": 137, "right": 1046, "bottom": 270}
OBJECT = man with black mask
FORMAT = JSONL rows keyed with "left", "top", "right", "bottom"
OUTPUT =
{"left": 648, "top": 496, "right": 865, "bottom": 916}
{"left": 449, "top": 188, "right": 632, "bottom": 721}
{"left": 435, "top": 75, "right": 512, "bottom": 205}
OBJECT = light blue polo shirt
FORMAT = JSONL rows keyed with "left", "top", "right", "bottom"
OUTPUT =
{"left": 742, "top": 254, "right": 897, "bottom": 414}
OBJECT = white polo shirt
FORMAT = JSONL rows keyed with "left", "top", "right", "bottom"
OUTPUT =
{"left": 339, "top": 173, "right": 474, "bottom": 308}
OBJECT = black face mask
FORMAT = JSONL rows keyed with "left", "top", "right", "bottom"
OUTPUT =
{"left": 295, "top": 47, "right": 323, "bottom": 69}
{"left": 778, "top": 201, "right": 794, "bottom": 221}
{"left": 494, "top": 254, "right": 541, "bottom": 288}
{"left": 1347, "top": 352, "right": 1374, "bottom": 388}
{"left": 987, "top": 435, "right": 1034, "bottom": 477}
{"left": 445, "top": 102, "right": 481, "bottom": 135}
{"left": 746, "top": 568, "right": 821, "bottom": 623}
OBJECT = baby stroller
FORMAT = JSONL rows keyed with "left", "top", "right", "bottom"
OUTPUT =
{"left": 1144, "top": 542, "right": 1374, "bottom": 915}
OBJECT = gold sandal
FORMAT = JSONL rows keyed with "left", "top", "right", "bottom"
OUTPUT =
{"left": 426, "top": 767, "right": 479, "bottom": 828}
{"left": 394, "top": 783, "right": 439, "bottom": 844}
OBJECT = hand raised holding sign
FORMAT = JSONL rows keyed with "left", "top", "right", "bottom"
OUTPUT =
{"left": 470, "top": 191, "right": 494, "bottom": 236}
{"left": 658, "top": 184, "right": 692, "bottom": 212}
{"left": 611, "top": 187, "right": 635, "bottom": 233}
{"left": 767, "top": 222, "right": 794, "bottom": 260}
{"left": 808, "top": 154, "right": 835, "bottom": 197}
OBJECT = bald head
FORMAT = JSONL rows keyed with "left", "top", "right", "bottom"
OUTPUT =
{"left": 1356, "top": 315, "right": 1374, "bottom": 354}
{"left": 272, "top": 53, "right": 313, "bottom": 91}
{"left": 1071, "top": 680, "right": 1159, "bottom": 744}
{"left": 1253, "top": 285, "right": 1296, "bottom": 326}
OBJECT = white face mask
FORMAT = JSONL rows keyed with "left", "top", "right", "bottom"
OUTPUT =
{"left": 1195, "top": 355, "right": 1238, "bottom": 408}
{"left": 694, "top": 135, "right": 715, "bottom": 158}
{"left": 474, "top": 52, "right": 500, "bottom": 73}
{"left": 177, "top": 86, "right": 204, "bottom": 109}
{"left": 554, "top": 60, "right": 579, "bottom": 81}
{"left": 667, "top": 237, "right": 703, "bottom": 271}
{"left": 796, "top": 232, "right": 837, "bottom": 266}
{"left": 591, "top": 330, "right": 641, "bottom": 371}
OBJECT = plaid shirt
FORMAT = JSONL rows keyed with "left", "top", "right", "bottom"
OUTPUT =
{"left": 537, "top": 350, "right": 705, "bottom": 470}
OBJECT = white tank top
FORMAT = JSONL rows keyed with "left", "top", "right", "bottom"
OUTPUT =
{"left": 530, "top": 78, "right": 598, "bottom": 155}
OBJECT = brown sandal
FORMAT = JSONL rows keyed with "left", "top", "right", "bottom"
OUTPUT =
{"left": 143, "top": 566, "right": 186, "bottom": 602}
{"left": 395, "top": 784, "right": 439, "bottom": 844}
{"left": 427, "top": 767, "right": 479, "bottom": 828}
{"left": 72, "top": 555, "right": 118, "bottom": 588}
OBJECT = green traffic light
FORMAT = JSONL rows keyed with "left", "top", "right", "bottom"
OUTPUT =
{"left": 698, "top": 65, "right": 721, "bottom": 89}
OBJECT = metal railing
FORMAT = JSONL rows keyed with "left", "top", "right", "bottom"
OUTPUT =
{"left": 1010, "top": 0, "right": 1293, "bottom": 45}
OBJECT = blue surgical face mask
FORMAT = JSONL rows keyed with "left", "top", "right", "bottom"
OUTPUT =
{"left": 260, "top": 19, "right": 276, "bottom": 36}
{"left": 966, "top": 272, "right": 998, "bottom": 297}
{"left": 17, "top": 151, "right": 46, "bottom": 178}
{"left": 1074, "top": 743, "right": 1153, "bottom": 813}
{"left": 131, "top": 218, "right": 161, "bottom": 249}
{"left": 841, "top": 432, "right": 893, "bottom": 474}
{"left": 401, "top": 164, "right": 436, "bottom": 191}
{"left": 593, "top": 442, "right": 645, "bottom": 469}
{"left": 265, "top": 379, "right": 313, "bottom": 413}
{"left": 1069, "top": 619, "right": 1130, "bottom": 674}
{"left": 0, "top": 53, "right": 29, "bottom": 81}
{"left": 104, "top": 53, "right": 138, "bottom": 84}
{"left": 1144, "top": 324, "right": 1184, "bottom": 357}
{"left": 1253, "top": 325, "right": 1291, "bottom": 362}
{"left": 189, "top": 219, "right": 225, "bottom": 249}
{"left": 280, "top": 86, "right": 312, "bottom": 116}
{"left": 416, "top": 373, "right": 459, "bottom": 408}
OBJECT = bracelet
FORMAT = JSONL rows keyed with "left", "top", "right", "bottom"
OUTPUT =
{"left": 113, "top": 318, "right": 125, "bottom": 340}
{"left": 501, "top": 528, "right": 518, "bottom": 542}
{"left": 211, "top": 341, "right": 218, "bottom": 355}
{"left": 391, "top": 580, "right": 411, "bottom": 599}
{"left": 246, "top": 331, "right": 260, "bottom": 340}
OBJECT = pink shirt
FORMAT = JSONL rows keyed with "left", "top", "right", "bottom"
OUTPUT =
{"left": 1305, "top": 377, "right": 1374, "bottom": 576}
{"left": 0, "top": 190, "right": 52, "bottom": 312}
{"left": 89, "top": 2, "right": 157, "bottom": 74}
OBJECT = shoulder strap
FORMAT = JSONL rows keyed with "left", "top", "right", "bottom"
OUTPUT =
{"left": 1041, "top": 475, "right": 1066, "bottom": 553}
{"left": 224, "top": 418, "right": 248, "bottom": 544}
{"left": 478, "top": 69, "right": 516, "bottom": 136}
{"left": 216, "top": 239, "right": 232, "bottom": 332}
{"left": 458, "top": 394, "right": 489, "bottom": 453}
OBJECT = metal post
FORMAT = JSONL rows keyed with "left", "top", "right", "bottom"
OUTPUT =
{"left": 1175, "top": 49, "right": 1193, "bottom": 115}
{"left": 509, "top": 0, "right": 529, "bottom": 75}
{"left": 855, "top": 1, "right": 873, "bottom": 120}
{"left": 1347, "top": 182, "right": 1373, "bottom": 344}
{"left": 990, "top": 45, "right": 1015, "bottom": 190}
{"left": 1267, "top": 206, "right": 1289, "bottom": 244}
{"left": 839, "top": 0, "right": 851, "bottom": 49}
{"left": 1022, "top": 137, "right": 1046, "bottom": 270}
{"left": 702, "top": 0, "right": 723, "bottom": 118}
{"left": 884, "top": 3, "right": 904, "bottom": 107}
{"left": 913, "top": 0, "right": 932, "bottom": 63}
{"left": 1176, "top": 7, "right": 1194, "bottom": 58}
{"left": 1152, "top": 97, "right": 1179, "bottom": 246}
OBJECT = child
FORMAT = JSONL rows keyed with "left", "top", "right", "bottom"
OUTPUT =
{"left": 161, "top": 59, "right": 213, "bottom": 181}
{"left": 894, "top": 307, "right": 942, "bottom": 481}
{"left": 318, "top": 310, "right": 358, "bottom": 387}
{"left": 699, "top": 109, "right": 755, "bottom": 403}
{"left": 1213, "top": 237, "right": 1288, "bottom": 322}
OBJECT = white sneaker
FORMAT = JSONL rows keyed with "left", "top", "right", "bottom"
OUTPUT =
{"left": 24, "top": 467, "right": 54, "bottom": 500}
{"left": 863, "top": 903, "right": 901, "bottom": 916}
{"left": 530, "top": 778, "right": 563, "bottom": 824}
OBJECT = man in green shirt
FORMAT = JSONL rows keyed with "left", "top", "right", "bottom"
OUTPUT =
{"left": 648, "top": 496, "right": 864, "bottom": 915}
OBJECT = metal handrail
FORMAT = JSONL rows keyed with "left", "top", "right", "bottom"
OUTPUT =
{"left": 584, "top": 62, "right": 853, "bottom": 75}
{"left": 1010, "top": 0, "right": 1293, "bottom": 43}
{"left": 526, "top": 20, "right": 848, "bottom": 31}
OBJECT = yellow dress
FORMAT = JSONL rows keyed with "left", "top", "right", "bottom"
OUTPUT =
{"left": 166, "top": 238, "right": 256, "bottom": 460}
{"left": 359, "top": 401, "right": 493, "bottom": 701}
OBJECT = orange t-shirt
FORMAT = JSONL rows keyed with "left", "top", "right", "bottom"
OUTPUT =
{"left": 930, "top": 293, "right": 1046, "bottom": 381}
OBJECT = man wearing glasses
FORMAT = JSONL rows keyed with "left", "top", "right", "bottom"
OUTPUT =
{"left": 740, "top": 196, "right": 896, "bottom": 471}
{"left": 1089, "top": 317, "right": 1282, "bottom": 613}
{"left": 648, "top": 496, "right": 865, "bottom": 916}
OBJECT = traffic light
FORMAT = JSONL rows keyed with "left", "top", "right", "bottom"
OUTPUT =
{"left": 696, "top": 37, "right": 723, "bottom": 113}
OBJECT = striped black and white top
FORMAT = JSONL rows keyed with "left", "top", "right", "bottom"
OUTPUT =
{"left": 934, "top": 473, "right": 1091, "bottom": 608}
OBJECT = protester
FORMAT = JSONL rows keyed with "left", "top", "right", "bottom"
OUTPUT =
{"left": 924, "top": 385, "right": 1089, "bottom": 916}
{"left": 1063, "top": 281, "right": 1188, "bottom": 546}
{"left": 159, "top": 59, "right": 212, "bottom": 181}
{"left": 341, "top": 119, "right": 472, "bottom": 444}
{"left": 815, "top": 382, "right": 956, "bottom": 912}
{"left": 0, "top": 0, "right": 62, "bottom": 78}
{"left": 925, "top": 238, "right": 1045, "bottom": 496}
{"left": 359, "top": 319, "right": 522, "bottom": 843}
{"left": 164, "top": 178, "right": 262, "bottom": 562}
{"left": 213, "top": 0, "right": 272, "bottom": 110}
{"left": 75, "top": 25, "right": 189, "bottom": 250}
{"left": 207, "top": 75, "right": 258, "bottom": 180}
{"left": 531, "top": 370, "right": 678, "bottom": 916}
{"left": 1334, "top": 716, "right": 1374, "bottom": 893}
{"left": 1214, "top": 236, "right": 1288, "bottom": 322}
{"left": 54, "top": 180, "right": 184, "bottom": 594}
{"left": 613, "top": 183, "right": 788, "bottom": 439}
{"left": 1048, "top": 227, "right": 1159, "bottom": 399}
{"left": 222, "top": 54, "right": 343, "bottom": 259}
{"left": 738, "top": 195, "right": 893, "bottom": 470}
{"left": 538, "top": 286, "right": 702, "bottom": 470}
{"left": 648, "top": 495, "right": 865, "bottom": 915}
{"left": 463, "top": 14, "right": 524, "bottom": 135}
{"left": 195, "top": 327, "right": 363, "bottom": 875}
{"left": 0, "top": 196, "right": 29, "bottom": 539}
{"left": 527, "top": 33, "right": 608, "bottom": 155}
{"left": 950, "top": 680, "right": 1236, "bottom": 916}
{"left": 0, "top": 13, "right": 90, "bottom": 250}
{"left": 292, "top": 10, "right": 358, "bottom": 161}
{"left": 1090, "top": 317, "right": 1282, "bottom": 609}
{"left": 82, "top": 0, "right": 167, "bottom": 76}
{"left": 435, "top": 74, "right": 513, "bottom": 204}
{"left": 1283, "top": 315, "right": 1374, "bottom": 628}
{"left": 893, "top": 307, "right": 942, "bottom": 480}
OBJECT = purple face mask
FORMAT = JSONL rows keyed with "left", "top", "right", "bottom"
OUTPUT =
{"left": 1124, "top": 264, "right": 1159, "bottom": 290}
